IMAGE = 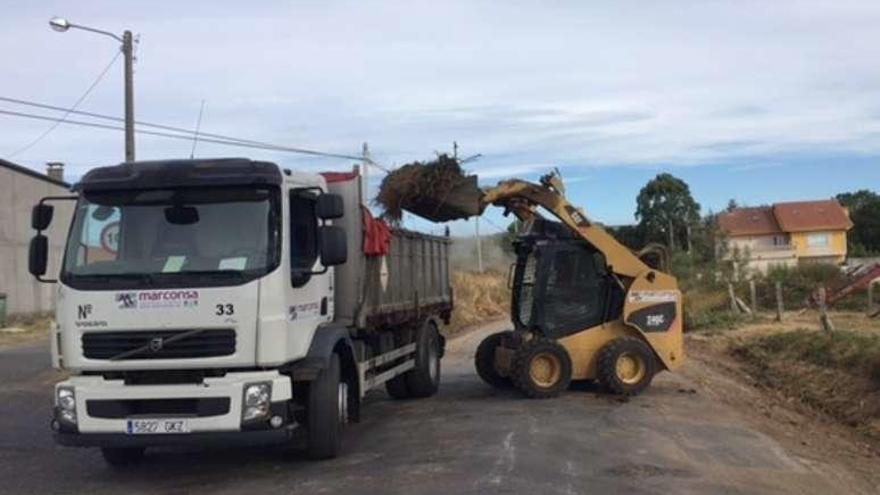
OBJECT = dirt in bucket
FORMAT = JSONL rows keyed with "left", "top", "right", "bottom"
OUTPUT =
{"left": 375, "top": 154, "right": 482, "bottom": 223}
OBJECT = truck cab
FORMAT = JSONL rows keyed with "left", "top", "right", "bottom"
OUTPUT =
{"left": 29, "top": 158, "right": 450, "bottom": 465}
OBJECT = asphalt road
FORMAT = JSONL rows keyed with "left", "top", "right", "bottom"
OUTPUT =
{"left": 0, "top": 322, "right": 869, "bottom": 494}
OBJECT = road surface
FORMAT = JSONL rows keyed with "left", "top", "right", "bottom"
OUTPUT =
{"left": 0, "top": 322, "right": 872, "bottom": 494}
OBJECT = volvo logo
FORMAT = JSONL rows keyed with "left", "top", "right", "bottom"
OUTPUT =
{"left": 149, "top": 337, "right": 164, "bottom": 352}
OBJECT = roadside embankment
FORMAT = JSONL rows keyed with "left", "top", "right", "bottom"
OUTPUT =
{"left": 446, "top": 270, "right": 510, "bottom": 335}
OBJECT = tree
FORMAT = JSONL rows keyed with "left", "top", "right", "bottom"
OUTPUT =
{"left": 635, "top": 173, "right": 701, "bottom": 251}
{"left": 837, "top": 189, "right": 880, "bottom": 255}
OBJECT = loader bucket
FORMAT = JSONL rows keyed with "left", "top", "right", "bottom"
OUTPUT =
{"left": 402, "top": 175, "right": 483, "bottom": 222}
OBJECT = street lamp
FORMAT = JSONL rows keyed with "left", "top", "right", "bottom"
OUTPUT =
{"left": 48, "top": 16, "right": 136, "bottom": 162}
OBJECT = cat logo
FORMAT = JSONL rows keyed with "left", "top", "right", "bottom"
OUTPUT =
{"left": 149, "top": 337, "right": 164, "bottom": 352}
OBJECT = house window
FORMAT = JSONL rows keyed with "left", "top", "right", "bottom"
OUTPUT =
{"left": 806, "top": 233, "right": 830, "bottom": 247}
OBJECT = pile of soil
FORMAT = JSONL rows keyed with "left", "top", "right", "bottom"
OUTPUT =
{"left": 375, "top": 154, "right": 472, "bottom": 223}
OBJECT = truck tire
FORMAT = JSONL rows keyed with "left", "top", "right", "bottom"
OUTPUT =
{"left": 475, "top": 331, "right": 513, "bottom": 388}
{"left": 385, "top": 374, "right": 410, "bottom": 399}
{"left": 597, "top": 337, "right": 657, "bottom": 396}
{"left": 101, "top": 447, "right": 145, "bottom": 467}
{"left": 306, "top": 353, "right": 346, "bottom": 460}
{"left": 511, "top": 337, "right": 572, "bottom": 399}
{"left": 404, "top": 321, "right": 442, "bottom": 398}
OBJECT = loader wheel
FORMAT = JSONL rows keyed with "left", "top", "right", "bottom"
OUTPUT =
{"left": 597, "top": 337, "right": 657, "bottom": 396}
{"left": 475, "top": 331, "right": 513, "bottom": 388}
{"left": 307, "top": 353, "right": 346, "bottom": 460}
{"left": 511, "top": 338, "right": 572, "bottom": 399}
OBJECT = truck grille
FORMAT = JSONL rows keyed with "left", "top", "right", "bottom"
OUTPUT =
{"left": 86, "top": 398, "right": 230, "bottom": 418}
{"left": 81, "top": 329, "right": 236, "bottom": 360}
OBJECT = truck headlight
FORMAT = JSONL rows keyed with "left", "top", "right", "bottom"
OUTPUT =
{"left": 242, "top": 382, "right": 272, "bottom": 422}
{"left": 56, "top": 387, "right": 77, "bottom": 424}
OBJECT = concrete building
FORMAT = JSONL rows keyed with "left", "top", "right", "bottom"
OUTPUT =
{"left": 0, "top": 159, "right": 74, "bottom": 316}
{"left": 718, "top": 199, "right": 853, "bottom": 274}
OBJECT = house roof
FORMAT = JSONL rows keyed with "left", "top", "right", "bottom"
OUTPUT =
{"left": 773, "top": 199, "right": 853, "bottom": 233}
{"left": 0, "top": 159, "right": 69, "bottom": 188}
{"left": 718, "top": 206, "right": 781, "bottom": 236}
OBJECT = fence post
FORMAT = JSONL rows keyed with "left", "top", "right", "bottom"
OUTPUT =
{"left": 818, "top": 286, "right": 835, "bottom": 333}
{"left": 749, "top": 280, "right": 758, "bottom": 318}
{"left": 869, "top": 281, "right": 876, "bottom": 315}
{"left": 728, "top": 282, "right": 738, "bottom": 313}
{"left": 775, "top": 281, "right": 784, "bottom": 322}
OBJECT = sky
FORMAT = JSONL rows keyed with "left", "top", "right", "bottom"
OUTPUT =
{"left": 2, "top": 0, "right": 879, "bottom": 236}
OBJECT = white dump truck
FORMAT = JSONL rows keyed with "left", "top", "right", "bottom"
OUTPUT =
{"left": 28, "top": 158, "right": 452, "bottom": 465}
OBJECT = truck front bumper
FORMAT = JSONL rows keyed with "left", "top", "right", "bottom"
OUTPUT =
{"left": 51, "top": 370, "right": 296, "bottom": 448}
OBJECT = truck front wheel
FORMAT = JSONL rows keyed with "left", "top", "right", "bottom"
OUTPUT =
{"left": 306, "top": 353, "right": 346, "bottom": 460}
{"left": 101, "top": 447, "right": 145, "bottom": 467}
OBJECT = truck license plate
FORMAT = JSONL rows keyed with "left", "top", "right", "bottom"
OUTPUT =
{"left": 126, "top": 419, "right": 189, "bottom": 434}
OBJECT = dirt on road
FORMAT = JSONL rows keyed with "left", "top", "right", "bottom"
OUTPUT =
{"left": 0, "top": 319, "right": 878, "bottom": 493}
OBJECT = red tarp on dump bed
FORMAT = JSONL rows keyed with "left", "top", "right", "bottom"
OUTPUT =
{"left": 362, "top": 208, "right": 391, "bottom": 256}
{"left": 320, "top": 171, "right": 391, "bottom": 256}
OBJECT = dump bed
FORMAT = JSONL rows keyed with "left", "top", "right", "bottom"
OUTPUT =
{"left": 325, "top": 170, "right": 453, "bottom": 330}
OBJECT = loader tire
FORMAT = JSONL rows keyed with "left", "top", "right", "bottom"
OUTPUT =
{"left": 511, "top": 337, "right": 572, "bottom": 399}
{"left": 405, "top": 321, "right": 442, "bottom": 398}
{"left": 307, "top": 353, "right": 346, "bottom": 460}
{"left": 475, "top": 331, "right": 513, "bottom": 388}
{"left": 597, "top": 337, "right": 657, "bottom": 396}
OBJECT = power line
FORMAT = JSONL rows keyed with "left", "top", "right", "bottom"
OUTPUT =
{"left": 5, "top": 50, "right": 121, "bottom": 159}
{"left": 0, "top": 95, "right": 373, "bottom": 164}
{"left": 0, "top": 108, "right": 377, "bottom": 159}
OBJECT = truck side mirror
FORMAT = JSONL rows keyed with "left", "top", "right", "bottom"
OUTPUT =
{"left": 316, "top": 194, "right": 344, "bottom": 220}
{"left": 320, "top": 225, "right": 347, "bottom": 266}
{"left": 32, "top": 204, "right": 54, "bottom": 231}
{"left": 29, "top": 235, "right": 49, "bottom": 277}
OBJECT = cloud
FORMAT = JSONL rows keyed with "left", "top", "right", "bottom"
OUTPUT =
{"left": 2, "top": 0, "right": 880, "bottom": 181}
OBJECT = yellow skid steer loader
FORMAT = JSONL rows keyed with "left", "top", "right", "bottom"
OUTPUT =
{"left": 410, "top": 171, "right": 685, "bottom": 398}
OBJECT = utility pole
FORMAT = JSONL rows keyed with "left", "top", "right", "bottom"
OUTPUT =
{"left": 361, "top": 142, "right": 371, "bottom": 208}
{"left": 475, "top": 217, "right": 483, "bottom": 273}
{"left": 49, "top": 17, "right": 137, "bottom": 161}
{"left": 123, "top": 30, "right": 135, "bottom": 161}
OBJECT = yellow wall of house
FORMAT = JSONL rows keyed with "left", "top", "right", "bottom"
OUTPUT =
{"left": 789, "top": 230, "right": 847, "bottom": 262}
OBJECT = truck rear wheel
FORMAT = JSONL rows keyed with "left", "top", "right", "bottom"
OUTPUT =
{"left": 511, "top": 337, "right": 572, "bottom": 399}
{"left": 306, "top": 353, "right": 346, "bottom": 460}
{"left": 385, "top": 374, "right": 410, "bottom": 399}
{"left": 101, "top": 447, "right": 145, "bottom": 467}
{"left": 405, "top": 321, "right": 442, "bottom": 398}
{"left": 475, "top": 331, "right": 513, "bottom": 388}
{"left": 597, "top": 337, "right": 657, "bottom": 396}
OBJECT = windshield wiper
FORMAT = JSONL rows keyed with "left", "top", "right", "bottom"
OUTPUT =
{"left": 176, "top": 270, "right": 247, "bottom": 280}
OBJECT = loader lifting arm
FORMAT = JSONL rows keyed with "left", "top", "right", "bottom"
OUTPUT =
{"left": 478, "top": 173, "right": 653, "bottom": 279}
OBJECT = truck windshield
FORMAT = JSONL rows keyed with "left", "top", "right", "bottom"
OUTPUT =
{"left": 61, "top": 186, "right": 279, "bottom": 289}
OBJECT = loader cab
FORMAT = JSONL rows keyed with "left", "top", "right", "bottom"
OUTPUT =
{"left": 511, "top": 220, "right": 625, "bottom": 339}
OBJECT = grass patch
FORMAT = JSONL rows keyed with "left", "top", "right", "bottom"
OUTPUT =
{"left": 733, "top": 328, "right": 880, "bottom": 444}
{"left": 736, "top": 329, "right": 880, "bottom": 386}
{"left": 446, "top": 270, "right": 510, "bottom": 334}
{"left": 0, "top": 312, "right": 52, "bottom": 347}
